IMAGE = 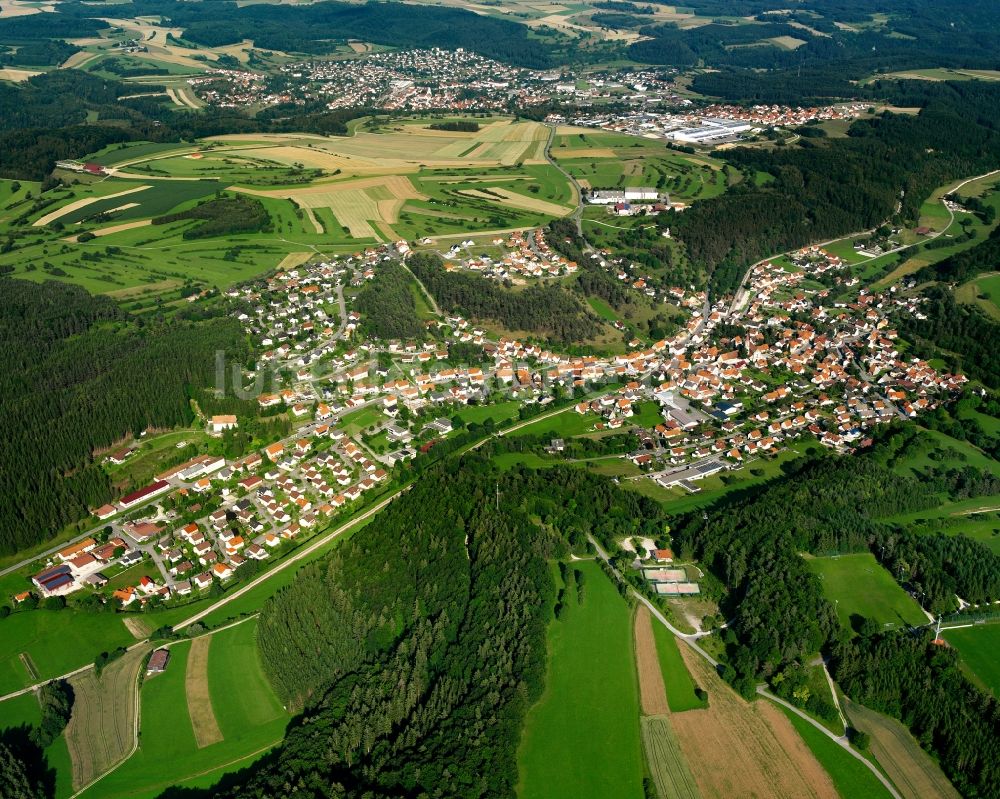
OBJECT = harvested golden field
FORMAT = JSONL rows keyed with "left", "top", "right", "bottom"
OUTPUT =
{"left": 235, "top": 145, "right": 390, "bottom": 173}
{"left": 553, "top": 147, "right": 616, "bottom": 159}
{"left": 842, "top": 697, "right": 961, "bottom": 799}
{"left": 634, "top": 608, "right": 701, "bottom": 799}
{"left": 0, "top": 0, "right": 52, "bottom": 17}
{"left": 300, "top": 205, "right": 323, "bottom": 233}
{"left": 225, "top": 121, "right": 546, "bottom": 170}
{"left": 459, "top": 187, "right": 571, "bottom": 217}
{"left": 122, "top": 616, "right": 152, "bottom": 639}
{"left": 240, "top": 175, "right": 424, "bottom": 240}
{"left": 64, "top": 644, "right": 150, "bottom": 790}
{"left": 0, "top": 67, "right": 41, "bottom": 81}
{"left": 634, "top": 606, "right": 670, "bottom": 716}
{"left": 185, "top": 635, "right": 223, "bottom": 748}
{"left": 33, "top": 185, "right": 151, "bottom": 227}
{"left": 61, "top": 50, "right": 100, "bottom": 69}
{"left": 277, "top": 252, "right": 313, "bottom": 269}
{"left": 672, "top": 646, "right": 838, "bottom": 799}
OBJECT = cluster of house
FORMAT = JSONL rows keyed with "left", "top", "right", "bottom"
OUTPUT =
{"left": 443, "top": 230, "right": 580, "bottom": 281}
{"left": 29, "top": 536, "right": 141, "bottom": 598}
{"left": 555, "top": 101, "right": 867, "bottom": 146}
{"left": 190, "top": 48, "right": 552, "bottom": 112}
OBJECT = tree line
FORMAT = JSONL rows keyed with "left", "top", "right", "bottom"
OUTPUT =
{"left": 354, "top": 262, "right": 427, "bottom": 341}
{"left": 0, "top": 278, "right": 251, "bottom": 555}
{"left": 408, "top": 251, "right": 601, "bottom": 345}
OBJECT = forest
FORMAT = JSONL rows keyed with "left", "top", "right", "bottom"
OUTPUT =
{"left": 153, "top": 196, "right": 272, "bottom": 239}
{"left": 408, "top": 252, "right": 601, "bottom": 345}
{"left": 0, "top": 278, "right": 250, "bottom": 555}
{"left": 630, "top": 0, "right": 1000, "bottom": 74}
{"left": 353, "top": 262, "right": 427, "bottom": 341}
{"left": 896, "top": 285, "right": 1000, "bottom": 388}
{"left": 671, "top": 437, "right": 1000, "bottom": 685}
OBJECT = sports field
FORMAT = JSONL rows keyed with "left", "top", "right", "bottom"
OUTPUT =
{"left": 78, "top": 619, "right": 290, "bottom": 799}
{"left": 942, "top": 623, "right": 1000, "bottom": 697}
{"left": 805, "top": 553, "right": 927, "bottom": 631}
{"left": 517, "top": 561, "right": 645, "bottom": 799}
{"left": 841, "top": 697, "right": 961, "bottom": 799}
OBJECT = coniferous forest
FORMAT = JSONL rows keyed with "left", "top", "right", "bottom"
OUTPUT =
{"left": 0, "top": 278, "right": 249, "bottom": 555}
{"left": 408, "top": 252, "right": 601, "bottom": 345}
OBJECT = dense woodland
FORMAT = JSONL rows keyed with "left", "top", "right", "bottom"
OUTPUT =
{"left": 153, "top": 196, "right": 272, "bottom": 239}
{"left": 354, "top": 262, "right": 427, "bottom": 341}
{"left": 832, "top": 632, "right": 1000, "bottom": 799}
{"left": 408, "top": 252, "right": 601, "bottom": 345}
{"left": 672, "top": 435, "right": 1000, "bottom": 683}
{"left": 0, "top": 279, "right": 250, "bottom": 555}
{"left": 897, "top": 285, "right": 1000, "bottom": 389}
{"left": 180, "top": 458, "right": 665, "bottom": 798}
{"left": 209, "top": 460, "right": 560, "bottom": 798}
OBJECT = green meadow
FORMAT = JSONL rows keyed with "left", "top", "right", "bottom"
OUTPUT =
{"left": 804, "top": 553, "right": 927, "bottom": 631}
{"left": 650, "top": 621, "right": 707, "bottom": 712}
{"left": 517, "top": 561, "right": 644, "bottom": 799}
{"left": 552, "top": 130, "right": 729, "bottom": 201}
{"left": 943, "top": 623, "right": 1000, "bottom": 698}
{"left": 79, "top": 620, "right": 290, "bottom": 799}
{"left": 0, "top": 609, "right": 136, "bottom": 695}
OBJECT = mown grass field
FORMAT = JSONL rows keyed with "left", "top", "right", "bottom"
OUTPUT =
{"left": 804, "top": 553, "right": 927, "bottom": 631}
{"left": 777, "top": 705, "right": 892, "bottom": 799}
{"left": 79, "top": 620, "right": 290, "bottom": 799}
{"left": 942, "top": 623, "right": 1000, "bottom": 698}
{"left": 956, "top": 271, "right": 1000, "bottom": 320}
{"left": 650, "top": 621, "right": 707, "bottom": 712}
{"left": 517, "top": 561, "right": 645, "bottom": 799}
{"left": 508, "top": 407, "right": 598, "bottom": 439}
{"left": 552, "top": 129, "right": 729, "bottom": 201}
{"left": 0, "top": 610, "right": 136, "bottom": 695}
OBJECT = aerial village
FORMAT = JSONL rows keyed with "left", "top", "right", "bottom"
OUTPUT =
{"left": 20, "top": 219, "right": 965, "bottom": 610}
{"left": 185, "top": 50, "right": 868, "bottom": 146}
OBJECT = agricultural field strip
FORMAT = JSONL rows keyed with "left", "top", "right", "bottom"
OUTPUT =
{"left": 66, "top": 616, "right": 259, "bottom": 799}
{"left": 640, "top": 717, "right": 700, "bottom": 799}
{"left": 186, "top": 634, "right": 223, "bottom": 748}
{"left": 33, "top": 185, "right": 151, "bottom": 227}
{"left": 594, "top": 536, "right": 900, "bottom": 799}
{"left": 64, "top": 644, "right": 149, "bottom": 795}
{"left": 841, "top": 697, "right": 960, "bottom": 799}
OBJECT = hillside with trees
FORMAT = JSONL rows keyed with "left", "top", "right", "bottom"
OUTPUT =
{"left": 408, "top": 252, "right": 601, "bottom": 345}
{"left": 666, "top": 81, "right": 1000, "bottom": 294}
{"left": 0, "top": 278, "right": 250, "bottom": 555}
{"left": 353, "top": 262, "right": 427, "bottom": 341}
